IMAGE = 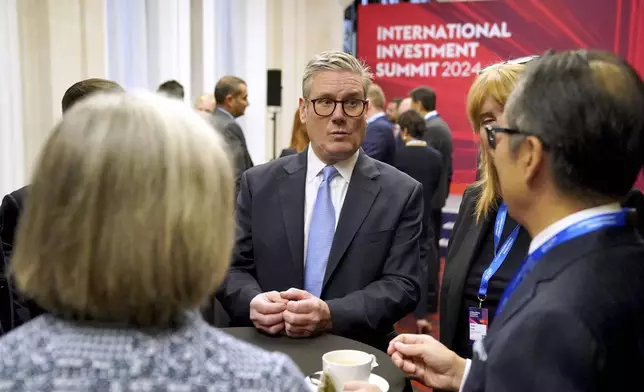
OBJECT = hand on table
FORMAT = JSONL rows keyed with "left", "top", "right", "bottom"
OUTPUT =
{"left": 249, "top": 291, "right": 288, "bottom": 335}
{"left": 387, "top": 333, "right": 466, "bottom": 391}
{"left": 280, "top": 288, "right": 332, "bottom": 338}
{"left": 343, "top": 381, "right": 382, "bottom": 391}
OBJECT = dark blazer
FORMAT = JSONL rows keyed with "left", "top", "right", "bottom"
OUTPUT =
{"left": 279, "top": 148, "right": 297, "bottom": 158}
{"left": 422, "top": 116, "right": 452, "bottom": 210}
{"left": 440, "top": 185, "right": 486, "bottom": 350}
{"left": 207, "top": 109, "right": 254, "bottom": 193}
{"left": 394, "top": 144, "right": 442, "bottom": 314}
{"left": 463, "top": 224, "right": 644, "bottom": 391}
{"left": 0, "top": 186, "right": 45, "bottom": 333}
{"left": 623, "top": 188, "right": 644, "bottom": 237}
{"left": 218, "top": 149, "right": 423, "bottom": 351}
{"left": 439, "top": 185, "right": 531, "bottom": 357}
{"left": 361, "top": 115, "right": 396, "bottom": 166}
{"left": 0, "top": 186, "right": 27, "bottom": 258}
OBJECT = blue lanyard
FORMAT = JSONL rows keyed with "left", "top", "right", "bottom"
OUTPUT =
{"left": 496, "top": 210, "right": 627, "bottom": 316}
{"left": 477, "top": 203, "right": 520, "bottom": 306}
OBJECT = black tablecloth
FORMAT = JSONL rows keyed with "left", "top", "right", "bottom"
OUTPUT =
{"left": 222, "top": 327, "right": 411, "bottom": 392}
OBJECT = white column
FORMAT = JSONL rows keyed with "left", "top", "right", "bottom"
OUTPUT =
{"left": 17, "top": 0, "right": 108, "bottom": 182}
{"left": 106, "top": 0, "right": 191, "bottom": 99}
{"left": 213, "top": 0, "right": 268, "bottom": 164}
{"left": 237, "top": 0, "right": 268, "bottom": 164}
{"left": 0, "top": 0, "right": 25, "bottom": 195}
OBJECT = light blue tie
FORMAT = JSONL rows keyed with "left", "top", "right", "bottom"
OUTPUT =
{"left": 304, "top": 166, "right": 339, "bottom": 297}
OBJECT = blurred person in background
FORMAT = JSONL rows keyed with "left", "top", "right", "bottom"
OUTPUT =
{"left": 388, "top": 49, "right": 644, "bottom": 392}
{"left": 394, "top": 110, "right": 443, "bottom": 318}
{"left": 280, "top": 108, "right": 310, "bottom": 157}
{"left": 410, "top": 86, "right": 453, "bottom": 258}
{"left": 0, "top": 91, "right": 308, "bottom": 391}
{"left": 394, "top": 97, "right": 414, "bottom": 147}
{"left": 361, "top": 83, "right": 396, "bottom": 165}
{"left": 210, "top": 75, "right": 254, "bottom": 195}
{"left": 386, "top": 97, "right": 402, "bottom": 123}
{"left": 0, "top": 78, "right": 124, "bottom": 335}
{"left": 157, "top": 79, "right": 185, "bottom": 100}
{"left": 195, "top": 93, "right": 216, "bottom": 113}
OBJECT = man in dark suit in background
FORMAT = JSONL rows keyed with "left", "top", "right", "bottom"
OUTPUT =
{"left": 218, "top": 51, "right": 423, "bottom": 352}
{"left": 0, "top": 78, "right": 124, "bottom": 335}
{"left": 410, "top": 86, "right": 452, "bottom": 253}
{"left": 209, "top": 76, "right": 254, "bottom": 194}
{"left": 387, "top": 50, "right": 644, "bottom": 392}
{"left": 361, "top": 83, "right": 396, "bottom": 165}
{"left": 156, "top": 79, "right": 184, "bottom": 100}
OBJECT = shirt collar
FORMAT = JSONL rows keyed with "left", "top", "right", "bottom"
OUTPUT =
{"left": 424, "top": 110, "right": 438, "bottom": 120}
{"left": 306, "top": 145, "right": 359, "bottom": 184}
{"left": 216, "top": 107, "right": 235, "bottom": 120}
{"left": 367, "top": 112, "right": 386, "bottom": 124}
{"left": 528, "top": 203, "right": 622, "bottom": 254}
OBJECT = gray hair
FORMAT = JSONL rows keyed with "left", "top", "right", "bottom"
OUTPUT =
{"left": 302, "top": 51, "right": 372, "bottom": 98}
{"left": 504, "top": 50, "right": 644, "bottom": 200}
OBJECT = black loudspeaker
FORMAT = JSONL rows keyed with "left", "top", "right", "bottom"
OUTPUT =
{"left": 267, "top": 69, "right": 282, "bottom": 107}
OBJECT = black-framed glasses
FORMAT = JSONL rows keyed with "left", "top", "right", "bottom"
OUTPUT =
{"left": 309, "top": 98, "right": 368, "bottom": 117}
{"left": 484, "top": 125, "right": 522, "bottom": 149}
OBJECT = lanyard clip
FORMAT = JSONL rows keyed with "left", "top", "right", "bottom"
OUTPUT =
{"left": 477, "top": 294, "right": 486, "bottom": 309}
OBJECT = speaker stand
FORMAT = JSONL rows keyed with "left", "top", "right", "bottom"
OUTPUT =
{"left": 268, "top": 108, "right": 279, "bottom": 160}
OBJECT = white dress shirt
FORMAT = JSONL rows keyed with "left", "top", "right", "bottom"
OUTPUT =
{"left": 367, "top": 112, "right": 386, "bottom": 124}
{"left": 424, "top": 110, "right": 438, "bottom": 120}
{"left": 303, "top": 146, "right": 359, "bottom": 264}
{"left": 459, "top": 202, "right": 622, "bottom": 391}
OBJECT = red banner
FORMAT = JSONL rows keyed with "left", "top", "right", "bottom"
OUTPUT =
{"left": 357, "top": 0, "right": 644, "bottom": 194}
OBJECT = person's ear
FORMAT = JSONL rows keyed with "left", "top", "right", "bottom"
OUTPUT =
{"left": 521, "top": 136, "right": 545, "bottom": 185}
{"left": 298, "top": 98, "right": 307, "bottom": 124}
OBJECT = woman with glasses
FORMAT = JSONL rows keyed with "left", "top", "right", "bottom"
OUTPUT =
{"left": 436, "top": 61, "right": 532, "bottom": 360}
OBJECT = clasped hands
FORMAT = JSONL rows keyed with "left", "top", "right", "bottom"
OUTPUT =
{"left": 249, "top": 288, "right": 332, "bottom": 337}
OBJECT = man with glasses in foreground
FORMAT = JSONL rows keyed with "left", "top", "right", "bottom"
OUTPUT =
{"left": 360, "top": 50, "right": 644, "bottom": 392}
{"left": 218, "top": 51, "right": 423, "bottom": 352}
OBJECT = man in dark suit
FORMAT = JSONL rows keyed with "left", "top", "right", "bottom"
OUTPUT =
{"left": 0, "top": 78, "right": 123, "bottom": 334}
{"left": 218, "top": 51, "right": 423, "bottom": 352}
{"left": 156, "top": 79, "right": 184, "bottom": 100}
{"left": 361, "top": 84, "right": 395, "bottom": 165}
{"left": 386, "top": 50, "right": 644, "bottom": 391}
{"left": 208, "top": 76, "right": 254, "bottom": 194}
{"left": 410, "top": 86, "right": 452, "bottom": 251}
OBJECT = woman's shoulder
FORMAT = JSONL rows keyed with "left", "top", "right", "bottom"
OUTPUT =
{"left": 205, "top": 329, "right": 308, "bottom": 390}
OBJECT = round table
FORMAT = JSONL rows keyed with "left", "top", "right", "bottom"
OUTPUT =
{"left": 222, "top": 327, "right": 411, "bottom": 392}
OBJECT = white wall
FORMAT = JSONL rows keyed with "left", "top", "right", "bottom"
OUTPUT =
{"left": 0, "top": 0, "right": 25, "bottom": 196}
{"left": 7, "top": 0, "right": 108, "bottom": 191}
{"left": 0, "top": 0, "right": 350, "bottom": 195}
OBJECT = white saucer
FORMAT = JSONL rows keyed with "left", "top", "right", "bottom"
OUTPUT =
{"left": 305, "top": 371, "right": 389, "bottom": 391}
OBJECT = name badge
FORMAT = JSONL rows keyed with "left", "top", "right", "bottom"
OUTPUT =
{"left": 468, "top": 307, "right": 489, "bottom": 343}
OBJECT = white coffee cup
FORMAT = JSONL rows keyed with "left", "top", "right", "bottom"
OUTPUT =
{"left": 322, "top": 349, "right": 378, "bottom": 389}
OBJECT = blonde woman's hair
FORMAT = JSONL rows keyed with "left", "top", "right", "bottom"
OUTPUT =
{"left": 466, "top": 63, "right": 525, "bottom": 221}
{"left": 12, "top": 91, "right": 235, "bottom": 327}
{"left": 302, "top": 51, "right": 372, "bottom": 98}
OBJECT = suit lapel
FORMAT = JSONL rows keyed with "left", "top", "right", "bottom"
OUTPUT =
{"left": 323, "top": 152, "right": 380, "bottom": 288}
{"left": 278, "top": 151, "right": 308, "bottom": 287}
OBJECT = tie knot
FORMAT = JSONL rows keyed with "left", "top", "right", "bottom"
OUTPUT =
{"left": 322, "top": 165, "right": 339, "bottom": 182}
